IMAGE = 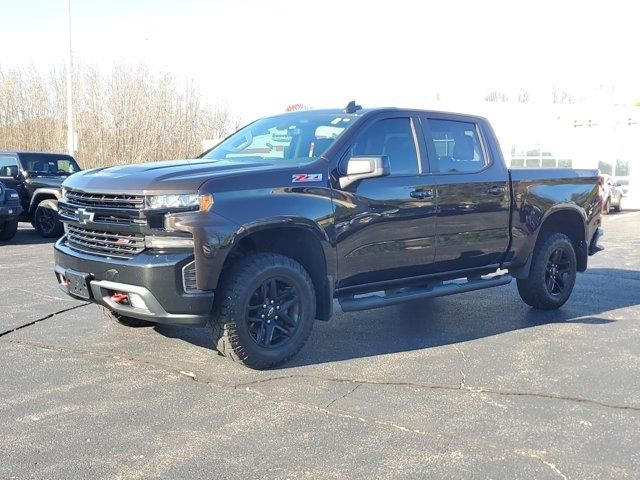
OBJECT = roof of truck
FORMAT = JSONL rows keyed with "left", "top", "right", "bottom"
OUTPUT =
{"left": 270, "top": 107, "right": 488, "bottom": 122}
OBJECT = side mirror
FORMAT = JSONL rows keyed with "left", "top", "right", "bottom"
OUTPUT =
{"left": 339, "top": 155, "right": 390, "bottom": 189}
{"left": 4, "top": 166, "right": 19, "bottom": 178}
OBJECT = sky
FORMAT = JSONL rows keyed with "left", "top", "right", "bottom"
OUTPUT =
{"left": 1, "top": 0, "right": 639, "bottom": 121}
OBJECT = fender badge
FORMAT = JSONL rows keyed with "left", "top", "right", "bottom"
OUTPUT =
{"left": 292, "top": 173, "right": 322, "bottom": 183}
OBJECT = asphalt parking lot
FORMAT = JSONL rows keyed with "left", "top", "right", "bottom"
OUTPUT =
{"left": 1, "top": 213, "right": 639, "bottom": 479}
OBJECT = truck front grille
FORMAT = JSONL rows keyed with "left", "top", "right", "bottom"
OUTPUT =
{"left": 66, "top": 225, "right": 145, "bottom": 259}
{"left": 65, "top": 190, "right": 145, "bottom": 210}
{"left": 59, "top": 203, "right": 144, "bottom": 226}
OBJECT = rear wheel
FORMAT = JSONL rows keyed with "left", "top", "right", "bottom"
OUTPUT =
{"left": 0, "top": 219, "right": 18, "bottom": 241}
{"left": 210, "top": 252, "right": 316, "bottom": 369}
{"left": 99, "top": 306, "right": 155, "bottom": 327}
{"left": 34, "top": 199, "right": 64, "bottom": 238}
{"left": 517, "top": 233, "right": 577, "bottom": 310}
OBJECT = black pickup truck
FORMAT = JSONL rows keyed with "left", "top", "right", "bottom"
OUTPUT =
{"left": 0, "top": 152, "right": 81, "bottom": 237}
{"left": 53, "top": 104, "right": 603, "bottom": 369}
{"left": 0, "top": 181, "right": 22, "bottom": 241}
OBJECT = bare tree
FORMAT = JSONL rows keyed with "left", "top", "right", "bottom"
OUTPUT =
{"left": 517, "top": 89, "right": 530, "bottom": 103}
{"left": 551, "top": 86, "right": 575, "bottom": 104}
{"left": 285, "top": 103, "right": 309, "bottom": 112}
{"left": 0, "top": 63, "right": 237, "bottom": 168}
{"left": 484, "top": 90, "right": 509, "bottom": 103}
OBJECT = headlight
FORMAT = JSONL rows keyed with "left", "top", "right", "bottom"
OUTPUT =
{"left": 145, "top": 193, "right": 213, "bottom": 212}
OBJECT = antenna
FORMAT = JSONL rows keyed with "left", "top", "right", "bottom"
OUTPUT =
{"left": 344, "top": 100, "right": 362, "bottom": 114}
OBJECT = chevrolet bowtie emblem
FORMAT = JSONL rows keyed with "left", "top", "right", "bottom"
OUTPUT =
{"left": 76, "top": 208, "right": 95, "bottom": 225}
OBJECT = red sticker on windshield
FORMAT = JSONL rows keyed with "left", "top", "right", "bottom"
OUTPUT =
{"left": 292, "top": 173, "right": 323, "bottom": 183}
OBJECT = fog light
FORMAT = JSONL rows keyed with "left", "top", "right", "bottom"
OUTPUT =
{"left": 129, "top": 293, "right": 148, "bottom": 310}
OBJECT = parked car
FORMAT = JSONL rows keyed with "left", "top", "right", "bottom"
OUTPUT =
{"left": 0, "top": 152, "right": 81, "bottom": 237}
{"left": 53, "top": 104, "right": 603, "bottom": 369}
{"left": 599, "top": 174, "right": 623, "bottom": 213}
{"left": 614, "top": 177, "right": 630, "bottom": 197}
{"left": 0, "top": 181, "right": 22, "bottom": 241}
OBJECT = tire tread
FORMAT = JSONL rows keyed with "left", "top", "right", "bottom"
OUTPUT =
{"left": 210, "top": 252, "right": 315, "bottom": 369}
{"left": 516, "top": 233, "right": 576, "bottom": 310}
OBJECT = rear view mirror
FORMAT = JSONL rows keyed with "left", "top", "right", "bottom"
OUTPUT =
{"left": 339, "top": 155, "right": 390, "bottom": 189}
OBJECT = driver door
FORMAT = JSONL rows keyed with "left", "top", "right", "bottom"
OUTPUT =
{"left": 331, "top": 114, "right": 437, "bottom": 288}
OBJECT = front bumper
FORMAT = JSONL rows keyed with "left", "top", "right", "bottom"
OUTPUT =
{"left": 0, "top": 204, "right": 22, "bottom": 222}
{"left": 54, "top": 238, "right": 214, "bottom": 325}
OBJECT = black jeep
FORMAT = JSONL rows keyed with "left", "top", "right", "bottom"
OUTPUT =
{"left": 0, "top": 152, "right": 81, "bottom": 237}
{"left": 0, "top": 181, "right": 22, "bottom": 241}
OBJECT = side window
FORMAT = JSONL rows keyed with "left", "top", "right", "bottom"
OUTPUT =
{"left": 0, "top": 155, "right": 19, "bottom": 177}
{"left": 350, "top": 118, "right": 419, "bottom": 175}
{"left": 426, "top": 119, "right": 488, "bottom": 173}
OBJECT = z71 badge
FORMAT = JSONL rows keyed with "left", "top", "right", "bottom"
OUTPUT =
{"left": 292, "top": 173, "right": 323, "bottom": 183}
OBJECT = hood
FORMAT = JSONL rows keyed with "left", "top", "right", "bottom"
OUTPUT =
{"left": 27, "top": 175, "right": 65, "bottom": 190}
{"left": 63, "top": 158, "right": 281, "bottom": 194}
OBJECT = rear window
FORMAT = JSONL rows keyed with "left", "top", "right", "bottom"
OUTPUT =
{"left": 426, "top": 119, "right": 488, "bottom": 173}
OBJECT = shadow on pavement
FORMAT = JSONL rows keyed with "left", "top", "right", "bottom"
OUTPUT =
{"left": 3, "top": 224, "right": 59, "bottom": 246}
{"left": 155, "top": 267, "right": 640, "bottom": 368}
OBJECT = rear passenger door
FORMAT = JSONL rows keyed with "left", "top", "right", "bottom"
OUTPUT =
{"left": 420, "top": 114, "right": 510, "bottom": 271}
{"left": 332, "top": 113, "right": 438, "bottom": 288}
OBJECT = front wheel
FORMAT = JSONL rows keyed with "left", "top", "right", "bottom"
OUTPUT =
{"left": 34, "top": 199, "right": 64, "bottom": 238}
{"left": 0, "top": 219, "right": 18, "bottom": 241}
{"left": 517, "top": 233, "right": 577, "bottom": 310}
{"left": 210, "top": 252, "right": 316, "bottom": 369}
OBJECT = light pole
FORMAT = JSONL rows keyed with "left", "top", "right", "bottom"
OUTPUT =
{"left": 65, "top": 0, "right": 74, "bottom": 156}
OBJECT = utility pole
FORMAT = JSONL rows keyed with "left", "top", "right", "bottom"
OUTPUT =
{"left": 65, "top": 0, "right": 74, "bottom": 156}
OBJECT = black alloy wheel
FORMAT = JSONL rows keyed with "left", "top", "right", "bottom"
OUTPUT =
{"left": 516, "top": 232, "right": 577, "bottom": 310}
{"left": 247, "top": 277, "right": 301, "bottom": 348}
{"left": 545, "top": 247, "right": 571, "bottom": 296}
{"left": 35, "top": 199, "right": 64, "bottom": 238}
{"left": 210, "top": 252, "right": 316, "bottom": 369}
{"left": 37, "top": 207, "right": 55, "bottom": 232}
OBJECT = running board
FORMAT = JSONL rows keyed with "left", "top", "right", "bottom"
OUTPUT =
{"left": 338, "top": 274, "right": 513, "bottom": 312}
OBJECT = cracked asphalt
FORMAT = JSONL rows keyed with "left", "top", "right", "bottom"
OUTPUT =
{"left": 1, "top": 213, "right": 639, "bottom": 479}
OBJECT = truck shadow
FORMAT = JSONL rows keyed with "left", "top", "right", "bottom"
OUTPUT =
{"left": 2, "top": 224, "right": 59, "bottom": 246}
{"left": 155, "top": 267, "right": 639, "bottom": 368}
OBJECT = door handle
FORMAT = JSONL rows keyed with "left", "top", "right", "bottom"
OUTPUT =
{"left": 486, "top": 186, "right": 505, "bottom": 196}
{"left": 410, "top": 188, "right": 434, "bottom": 200}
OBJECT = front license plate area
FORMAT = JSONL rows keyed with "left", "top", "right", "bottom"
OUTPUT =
{"left": 66, "top": 270, "right": 92, "bottom": 300}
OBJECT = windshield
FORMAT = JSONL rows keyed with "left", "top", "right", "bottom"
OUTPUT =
{"left": 202, "top": 112, "right": 356, "bottom": 164}
{"left": 22, "top": 155, "right": 80, "bottom": 176}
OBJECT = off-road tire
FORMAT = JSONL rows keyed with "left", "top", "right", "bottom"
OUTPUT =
{"left": 99, "top": 305, "right": 155, "bottom": 327}
{"left": 210, "top": 252, "right": 316, "bottom": 370}
{"left": 603, "top": 198, "right": 611, "bottom": 214}
{"left": 34, "top": 199, "right": 64, "bottom": 238}
{"left": 0, "top": 219, "right": 18, "bottom": 241}
{"left": 516, "top": 233, "right": 577, "bottom": 310}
